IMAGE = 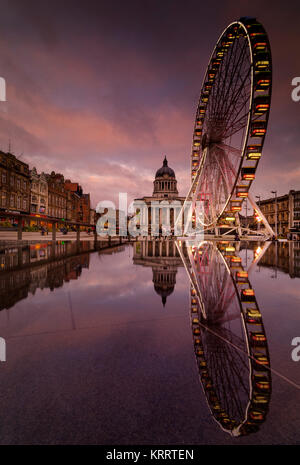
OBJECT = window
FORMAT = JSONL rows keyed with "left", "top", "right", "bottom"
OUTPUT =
{"left": 2, "top": 173, "right": 6, "bottom": 184}
{"left": 10, "top": 176, "right": 14, "bottom": 186}
{"left": 23, "top": 199, "right": 27, "bottom": 210}
{"left": 23, "top": 181, "right": 27, "bottom": 190}
{"left": 1, "top": 191, "right": 6, "bottom": 207}
{"left": 17, "top": 196, "right": 21, "bottom": 209}
{"left": 16, "top": 179, "right": 20, "bottom": 189}
{"left": 10, "top": 194, "right": 14, "bottom": 207}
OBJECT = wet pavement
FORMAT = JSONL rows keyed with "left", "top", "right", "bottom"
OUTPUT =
{"left": 0, "top": 240, "right": 299, "bottom": 444}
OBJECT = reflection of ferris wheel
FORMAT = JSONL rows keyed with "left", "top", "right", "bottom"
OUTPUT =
{"left": 177, "top": 240, "right": 272, "bottom": 436}
{"left": 189, "top": 17, "right": 272, "bottom": 230}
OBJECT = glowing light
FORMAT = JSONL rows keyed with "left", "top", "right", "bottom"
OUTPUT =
{"left": 243, "top": 289, "right": 255, "bottom": 296}
{"left": 255, "top": 246, "right": 262, "bottom": 256}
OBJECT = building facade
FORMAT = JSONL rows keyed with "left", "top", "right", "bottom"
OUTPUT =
{"left": 134, "top": 156, "right": 185, "bottom": 233}
{"left": 90, "top": 208, "right": 96, "bottom": 226}
{"left": 259, "top": 194, "right": 289, "bottom": 236}
{"left": 64, "top": 181, "right": 91, "bottom": 224}
{"left": 80, "top": 193, "right": 91, "bottom": 224}
{"left": 30, "top": 167, "right": 48, "bottom": 216}
{"left": 64, "top": 181, "right": 82, "bottom": 223}
{"left": 46, "top": 171, "right": 67, "bottom": 219}
{"left": 0, "top": 151, "right": 30, "bottom": 215}
{"left": 289, "top": 190, "right": 300, "bottom": 236}
{"left": 258, "top": 190, "right": 300, "bottom": 238}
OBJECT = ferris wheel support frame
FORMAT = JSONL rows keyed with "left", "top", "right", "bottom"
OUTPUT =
{"left": 179, "top": 178, "right": 275, "bottom": 239}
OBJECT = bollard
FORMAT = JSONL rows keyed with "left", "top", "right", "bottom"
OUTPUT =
{"left": 17, "top": 217, "right": 22, "bottom": 240}
{"left": 76, "top": 225, "right": 80, "bottom": 242}
{"left": 52, "top": 222, "right": 56, "bottom": 241}
{"left": 93, "top": 227, "right": 98, "bottom": 243}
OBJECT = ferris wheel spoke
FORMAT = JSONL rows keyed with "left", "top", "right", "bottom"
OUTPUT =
{"left": 222, "top": 76, "right": 251, "bottom": 135}
{"left": 218, "top": 348, "right": 249, "bottom": 417}
{"left": 224, "top": 83, "right": 251, "bottom": 132}
{"left": 215, "top": 39, "right": 249, "bottom": 120}
{"left": 210, "top": 38, "right": 241, "bottom": 119}
{"left": 225, "top": 115, "right": 250, "bottom": 139}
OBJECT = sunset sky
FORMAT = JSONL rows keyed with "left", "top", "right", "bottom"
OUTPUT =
{"left": 0, "top": 0, "right": 299, "bottom": 209}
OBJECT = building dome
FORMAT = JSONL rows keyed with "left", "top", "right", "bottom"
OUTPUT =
{"left": 155, "top": 156, "right": 175, "bottom": 178}
{"left": 153, "top": 156, "right": 178, "bottom": 199}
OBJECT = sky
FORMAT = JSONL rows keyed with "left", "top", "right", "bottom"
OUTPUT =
{"left": 0, "top": 0, "right": 299, "bottom": 209}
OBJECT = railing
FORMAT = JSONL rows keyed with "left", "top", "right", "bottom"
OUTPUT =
{"left": 0, "top": 211, "right": 96, "bottom": 241}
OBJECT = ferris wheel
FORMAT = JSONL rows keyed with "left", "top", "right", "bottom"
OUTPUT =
{"left": 188, "top": 17, "right": 272, "bottom": 232}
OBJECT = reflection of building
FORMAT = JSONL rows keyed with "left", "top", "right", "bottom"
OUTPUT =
{"left": 30, "top": 167, "right": 48, "bottom": 215}
{"left": 133, "top": 239, "right": 183, "bottom": 306}
{"left": 259, "top": 241, "right": 300, "bottom": 278}
{"left": 0, "top": 242, "right": 91, "bottom": 310}
{"left": 0, "top": 151, "right": 30, "bottom": 214}
{"left": 134, "top": 156, "right": 185, "bottom": 231}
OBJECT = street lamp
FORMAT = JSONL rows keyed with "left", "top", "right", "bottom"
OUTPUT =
{"left": 271, "top": 190, "right": 277, "bottom": 237}
{"left": 255, "top": 195, "right": 261, "bottom": 231}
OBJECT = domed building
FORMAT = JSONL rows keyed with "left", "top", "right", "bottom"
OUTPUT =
{"left": 134, "top": 156, "right": 185, "bottom": 233}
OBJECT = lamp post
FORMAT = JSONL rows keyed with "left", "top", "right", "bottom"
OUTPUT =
{"left": 271, "top": 190, "right": 277, "bottom": 237}
{"left": 255, "top": 195, "right": 261, "bottom": 231}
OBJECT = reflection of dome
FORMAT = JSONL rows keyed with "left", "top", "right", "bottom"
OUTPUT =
{"left": 155, "top": 156, "right": 175, "bottom": 178}
{"left": 153, "top": 266, "right": 177, "bottom": 307}
{"left": 154, "top": 284, "right": 174, "bottom": 307}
